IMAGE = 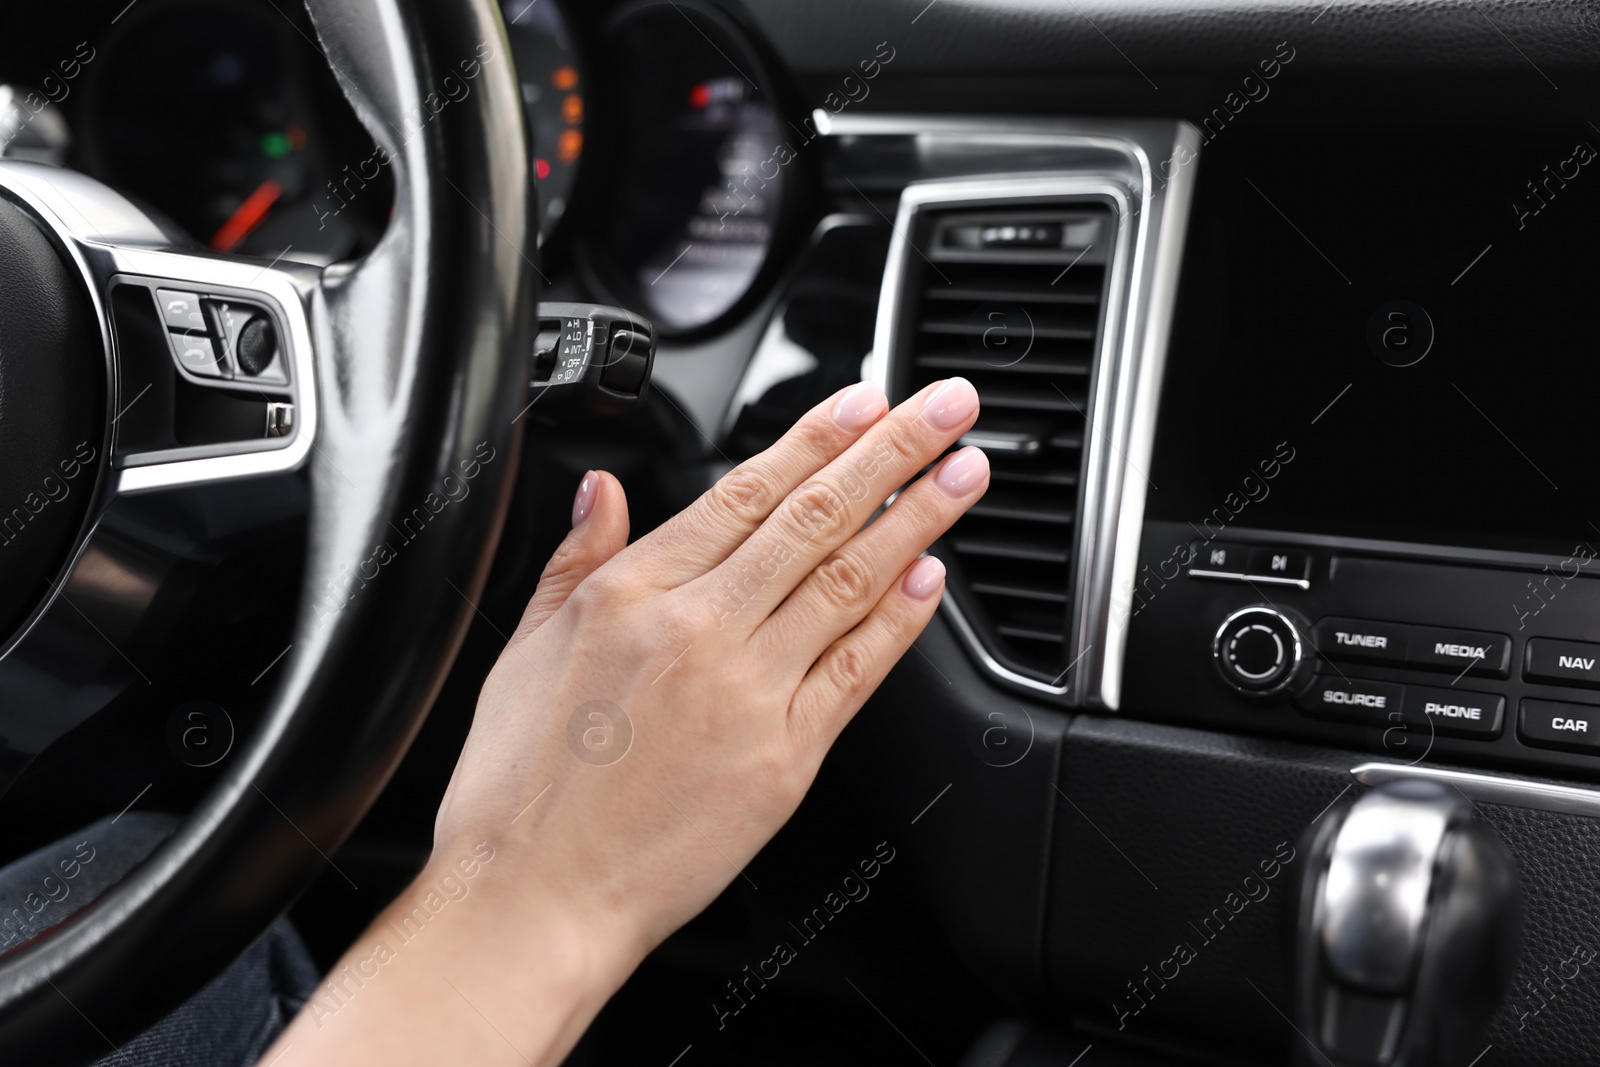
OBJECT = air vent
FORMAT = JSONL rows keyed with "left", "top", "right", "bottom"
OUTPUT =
{"left": 892, "top": 205, "right": 1114, "bottom": 683}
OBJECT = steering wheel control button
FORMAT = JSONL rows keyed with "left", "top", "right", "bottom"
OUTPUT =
{"left": 169, "top": 327, "right": 225, "bottom": 378}
{"left": 1524, "top": 638, "right": 1600, "bottom": 689}
{"left": 1314, "top": 617, "right": 1410, "bottom": 665}
{"left": 1519, "top": 698, "right": 1600, "bottom": 753}
{"left": 1213, "top": 606, "right": 1307, "bottom": 695}
{"left": 235, "top": 315, "right": 280, "bottom": 377}
{"left": 1400, "top": 686, "right": 1504, "bottom": 739}
{"left": 1187, "top": 541, "right": 1250, "bottom": 578}
{"left": 1406, "top": 626, "right": 1511, "bottom": 678}
{"left": 1245, "top": 546, "right": 1311, "bottom": 586}
{"left": 155, "top": 288, "right": 206, "bottom": 330}
{"left": 1297, "top": 677, "right": 1405, "bottom": 720}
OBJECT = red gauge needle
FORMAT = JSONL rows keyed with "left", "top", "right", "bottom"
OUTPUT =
{"left": 209, "top": 179, "right": 283, "bottom": 252}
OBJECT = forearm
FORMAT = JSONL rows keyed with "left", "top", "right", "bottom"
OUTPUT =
{"left": 257, "top": 839, "right": 641, "bottom": 1067}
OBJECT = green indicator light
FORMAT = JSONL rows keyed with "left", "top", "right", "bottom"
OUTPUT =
{"left": 260, "top": 132, "right": 292, "bottom": 159}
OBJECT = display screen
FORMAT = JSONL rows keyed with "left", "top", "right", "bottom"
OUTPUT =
{"left": 1148, "top": 126, "right": 1600, "bottom": 555}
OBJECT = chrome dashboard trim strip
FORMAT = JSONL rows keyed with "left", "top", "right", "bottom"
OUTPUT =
{"left": 1352, "top": 762, "right": 1600, "bottom": 819}
{"left": 833, "top": 113, "right": 1199, "bottom": 707}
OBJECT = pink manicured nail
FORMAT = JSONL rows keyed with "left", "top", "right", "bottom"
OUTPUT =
{"left": 902, "top": 556, "right": 946, "bottom": 601}
{"left": 572, "top": 471, "right": 597, "bottom": 526}
{"left": 921, "top": 377, "right": 979, "bottom": 430}
{"left": 830, "top": 383, "right": 888, "bottom": 432}
{"left": 934, "top": 446, "right": 989, "bottom": 496}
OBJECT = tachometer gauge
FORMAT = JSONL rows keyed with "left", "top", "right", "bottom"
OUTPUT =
{"left": 586, "top": 1, "right": 795, "bottom": 336}
{"left": 502, "top": 0, "right": 585, "bottom": 244}
{"left": 78, "top": 0, "right": 391, "bottom": 264}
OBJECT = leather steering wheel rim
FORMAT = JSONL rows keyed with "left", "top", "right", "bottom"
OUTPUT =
{"left": 0, "top": 0, "right": 533, "bottom": 1060}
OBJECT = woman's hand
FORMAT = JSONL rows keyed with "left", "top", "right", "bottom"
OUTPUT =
{"left": 438, "top": 375, "right": 986, "bottom": 944}
{"left": 262, "top": 377, "right": 986, "bottom": 1066}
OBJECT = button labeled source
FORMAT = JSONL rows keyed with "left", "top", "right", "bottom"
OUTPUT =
{"left": 1314, "top": 617, "right": 1409, "bottom": 665}
{"left": 1297, "top": 677, "right": 1405, "bottom": 721}
{"left": 1246, "top": 546, "right": 1310, "bottom": 585}
{"left": 1406, "top": 626, "right": 1511, "bottom": 678}
{"left": 1520, "top": 698, "right": 1600, "bottom": 753}
{"left": 1400, "top": 686, "right": 1504, "bottom": 739}
{"left": 1188, "top": 541, "right": 1249, "bottom": 577}
{"left": 1524, "top": 638, "right": 1600, "bottom": 690}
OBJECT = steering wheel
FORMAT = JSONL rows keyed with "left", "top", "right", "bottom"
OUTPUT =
{"left": 0, "top": 0, "right": 532, "bottom": 1060}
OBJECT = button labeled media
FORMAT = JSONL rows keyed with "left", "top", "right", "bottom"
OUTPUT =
{"left": 1313, "top": 617, "right": 1409, "bottom": 665}
{"left": 1520, "top": 699, "right": 1600, "bottom": 753}
{"left": 1400, "top": 686, "right": 1504, "bottom": 739}
{"left": 1296, "top": 677, "right": 1404, "bottom": 721}
{"left": 1406, "top": 626, "right": 1511, "bottom": 678}
{"left": 1524, "top": 638, "right": 1600, "bottom": 690}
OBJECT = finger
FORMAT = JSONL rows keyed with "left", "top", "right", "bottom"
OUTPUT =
{"left": 614, "top": 382, "right": 888, "bottom": 588}
{"left": 755, "top": 446, "right": 987, "bottom": 666}
{"left": 692, "top": 376, "right": 978, "bottom": 633}
{"left": 511, "top": 470, "right": 630, "bottom": 640}
{"left": 787, "top": 555, "right": 946, "bottom": 745}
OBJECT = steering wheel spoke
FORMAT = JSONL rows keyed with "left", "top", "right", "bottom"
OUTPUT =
{"left": 0, "top": 162, "right": 321, "bottom": 496}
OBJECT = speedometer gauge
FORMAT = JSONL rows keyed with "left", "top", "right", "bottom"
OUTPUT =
{"left": 502, "top": 0, "right": 584, "bottom": 245}
{"left": 585, "top": 1, "right": 795, "bottom": 336}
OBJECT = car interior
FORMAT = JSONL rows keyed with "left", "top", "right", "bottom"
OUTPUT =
{"left": 1, "top": 0, "right": 1599, "bottom": 1064}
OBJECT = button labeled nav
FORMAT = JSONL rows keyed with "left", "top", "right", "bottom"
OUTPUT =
{"left": 1524, "top": 638, "right": 1600, "bottom": 690}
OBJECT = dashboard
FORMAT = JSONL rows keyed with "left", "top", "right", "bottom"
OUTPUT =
{"left": 37, "top": 0, "right": 802, "bottom": 338}
{"left": 8, "top": 2, "right": 1600, "bottom": 1066}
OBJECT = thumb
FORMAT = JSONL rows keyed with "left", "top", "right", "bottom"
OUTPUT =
{"left": 515, "top": 470, "right": 630, "bottom": 637}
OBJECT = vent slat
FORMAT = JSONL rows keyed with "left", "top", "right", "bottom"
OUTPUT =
{"left": 970, "top": 581, "right": 1071, "bottom": 604}
{"left": 914, "top": 352, "right": 1093, "bottom": 376}
{"left": 898, "top": 205, "right": 1112, "bottom": 680}
{"left": 968, "top": 501, "right": 1074, "bottom": 525}
{"left": 951, "top": 536, "right": 1070, "bottom": 565}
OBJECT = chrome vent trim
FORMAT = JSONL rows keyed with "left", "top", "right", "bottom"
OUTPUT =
{"left": 843, "top": 115, "right": 1200, "bottom": 707}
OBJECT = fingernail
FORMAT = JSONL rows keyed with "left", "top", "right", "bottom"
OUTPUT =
{"left": 902, "top": 555, "right": 946, "bottom": 601}
{"left": 572, "top": 471, "right": 597, "bottom": 526}
{"left": 830, "top": 383, "right": 888, "bottom": 432}
{"left": 921, "top": 377, "right": 979, "bottom": 430}
{"left": 934, "top": 446, "right": 989, "bottom": 496}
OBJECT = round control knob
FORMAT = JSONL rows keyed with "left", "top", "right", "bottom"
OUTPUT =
{"left": 1212, "top": 606, "right": 1308, "bottom": 696}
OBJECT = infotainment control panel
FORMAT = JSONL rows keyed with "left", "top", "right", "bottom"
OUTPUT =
{"left": 1121, "top": 522, "right": 1600, "bottom": 778}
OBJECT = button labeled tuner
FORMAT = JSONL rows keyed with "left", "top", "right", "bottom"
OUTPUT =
{"left": 1313, "top": 617, "right": 1409, "bottom": 665}
{"left": 1406, "top": 626, "right": 1511, "bottom": 678}
{"left": 1519, "top": 699, "right": 1600, "bottom": 753}
{"left": 1296, "top": 677, "right": 1405, "bottom": 720}
{"left": 1400, "top": 686, "right": 1504, "bottom": 739}
{"left": 1524, "top": 638, "right": 1600, "bottom": 690}
{"left": 1212, "top": 606, "right": 1309, "bottom": 696}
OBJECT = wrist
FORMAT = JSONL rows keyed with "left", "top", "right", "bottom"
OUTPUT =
{"left": 415, "top": 835, "right": 646, "bottom": 999}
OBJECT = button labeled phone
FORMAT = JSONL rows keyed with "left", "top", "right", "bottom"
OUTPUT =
{"left": 1400, "top": 686, "right": 1503, "bottom": 739}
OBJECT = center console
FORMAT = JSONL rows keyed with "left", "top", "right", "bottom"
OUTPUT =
{"left": 1120, "top": 124, "right": 1600, "bottom": 782}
